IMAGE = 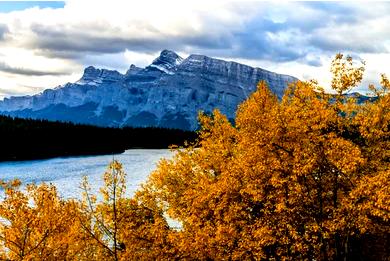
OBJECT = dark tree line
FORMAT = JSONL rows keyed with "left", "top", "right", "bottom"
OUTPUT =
{"left": 0, "top": 115, "right": 196, "bottom": 162}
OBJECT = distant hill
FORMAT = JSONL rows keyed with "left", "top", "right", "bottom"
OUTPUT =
{"left": 0, "top": 115, "right": 196, "bottom": 162}
{"left": 0, "top": 50, "right": 297, "bottom": 130}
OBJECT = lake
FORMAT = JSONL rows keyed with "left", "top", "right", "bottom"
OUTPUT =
{"left": 0, "top": 149, "right": 173, "bottom": 199}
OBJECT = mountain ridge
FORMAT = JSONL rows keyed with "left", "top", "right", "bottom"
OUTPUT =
{"left": 0, "top": 50, "right": 298, "bottom": 130}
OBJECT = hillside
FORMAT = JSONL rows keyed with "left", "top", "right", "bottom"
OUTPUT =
{"left": 0, "top": 115, "right": 195, "bottom": 162}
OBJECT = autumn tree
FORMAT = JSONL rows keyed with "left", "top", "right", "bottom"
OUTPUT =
{"left": 79, "top": 160, "right": 175, "bottom": 260}
{"left": 138, "top": 54, "right": 389, "bottom": 260}
{"left": 0, "top": 162, "right": 175, "bottom": 261}
{"left": 0, "top": 180, "right": 88, "bottom": 260}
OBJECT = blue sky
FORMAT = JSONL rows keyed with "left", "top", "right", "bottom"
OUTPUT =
{"left": 0, "top": 1, "right": 64, "bottom": 13}
{"left": 0, "top": 1, "right": 389, "bottom": 98}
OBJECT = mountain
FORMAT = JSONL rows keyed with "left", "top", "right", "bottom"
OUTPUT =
{"left": 0, "top": 50, "right": 297, "bottom": 130}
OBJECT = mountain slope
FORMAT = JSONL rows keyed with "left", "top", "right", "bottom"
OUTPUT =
{"left": 0, "top": 50, "right": 297, "bottom": 130}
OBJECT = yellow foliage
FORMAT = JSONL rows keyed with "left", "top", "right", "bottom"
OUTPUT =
{"left": 0, "top": 182, "right": 88, "bottom": 260}
{"left": 139, "top": 54, "right": 389, "bottom": 260}
{"left": 331, "top": 53, "right": 365, "bottom": 95}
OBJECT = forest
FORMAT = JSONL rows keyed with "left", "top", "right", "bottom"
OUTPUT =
{"left": 0, "top": 116, "right": 196, "bottom": 162}
{"left": 0, "top": 54, "right": 389, "bottom": 260}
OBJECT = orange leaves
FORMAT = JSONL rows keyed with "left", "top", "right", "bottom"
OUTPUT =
{"left": 138, "top": 54, "right": 389, "bottom": 260}
{"left": 79, "top": 160, "right": 174, "bottom": 260}
{"left": 331, "top": 53, "right": 365, "bottom": 95}
{"left": 0, "top": 183, "right": 84, "bottom": 260}
{"left": 349, "top": 169, "right": 390, "bottom": 230}
{"left": 369, "top": 73, "right": 390, "bottom": 97}
{"left": 323, "top": 136, "right": 364, "bottom": 175}
{"left": 0, "top": 162, "right": 175, "bottom": 260}
{"left": 236, "top": 81, "right": 278, "bottom": 131}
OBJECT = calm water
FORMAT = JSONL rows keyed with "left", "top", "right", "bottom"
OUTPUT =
{"left": 0, "top": 149, "right": 172, "bottom": 199}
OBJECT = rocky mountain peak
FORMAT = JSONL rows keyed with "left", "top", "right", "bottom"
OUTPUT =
{"left": 147, "top": 49, "right": 184, "bottom": 74}
{"left": 82, "top": 66, "right": 99, "bottom": 79}
{"left": 125, "top": 64, "right": 142, "bottom": 76}
{"left": 79, "top": 66, "right": 123, "bottom": 85}
{"left": 158, "top": 49, "right": 183, "bottom": 64}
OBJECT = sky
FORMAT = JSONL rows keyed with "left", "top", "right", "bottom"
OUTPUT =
{"left": 0, "top": 0, "right": 389, "bottom": 99}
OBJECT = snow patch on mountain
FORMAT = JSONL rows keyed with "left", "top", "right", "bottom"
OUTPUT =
{"left": 148, "top": 64, "right": 175, "bottom": 75}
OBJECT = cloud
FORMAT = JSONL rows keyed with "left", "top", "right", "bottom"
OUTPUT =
{"left": 5, "top": 1, "right": 388, "bottom": 64}
{"left": 0, "top": 86, "right": 40, "bottom": 96}
{"left": 0, "top": 61, "right": 71, "bottom": 76}
{"left": 28, "top": 23, "right": 173, "bottom": 59}
{"left": 81, "top": 51, "right": 134, "bottom": 72}
{"left": 21, "top": 3, "right": 253, "bottom": 60}
{"left": 0, "top": 0, "right": 390, "bottom": 97}
{"left": 0, "top": 24, "right": 9, "bottom": 40}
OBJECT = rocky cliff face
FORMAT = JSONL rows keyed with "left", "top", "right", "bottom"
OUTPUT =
{"left": 0, "top": 50, "right": 297, "bottom": 130}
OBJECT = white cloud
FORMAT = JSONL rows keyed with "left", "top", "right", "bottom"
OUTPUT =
{"left": 0, "top": 1, "right": 390, "bottom": 97}
{"left": 124, "top": 50, "right": 157, "bottom": 69}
